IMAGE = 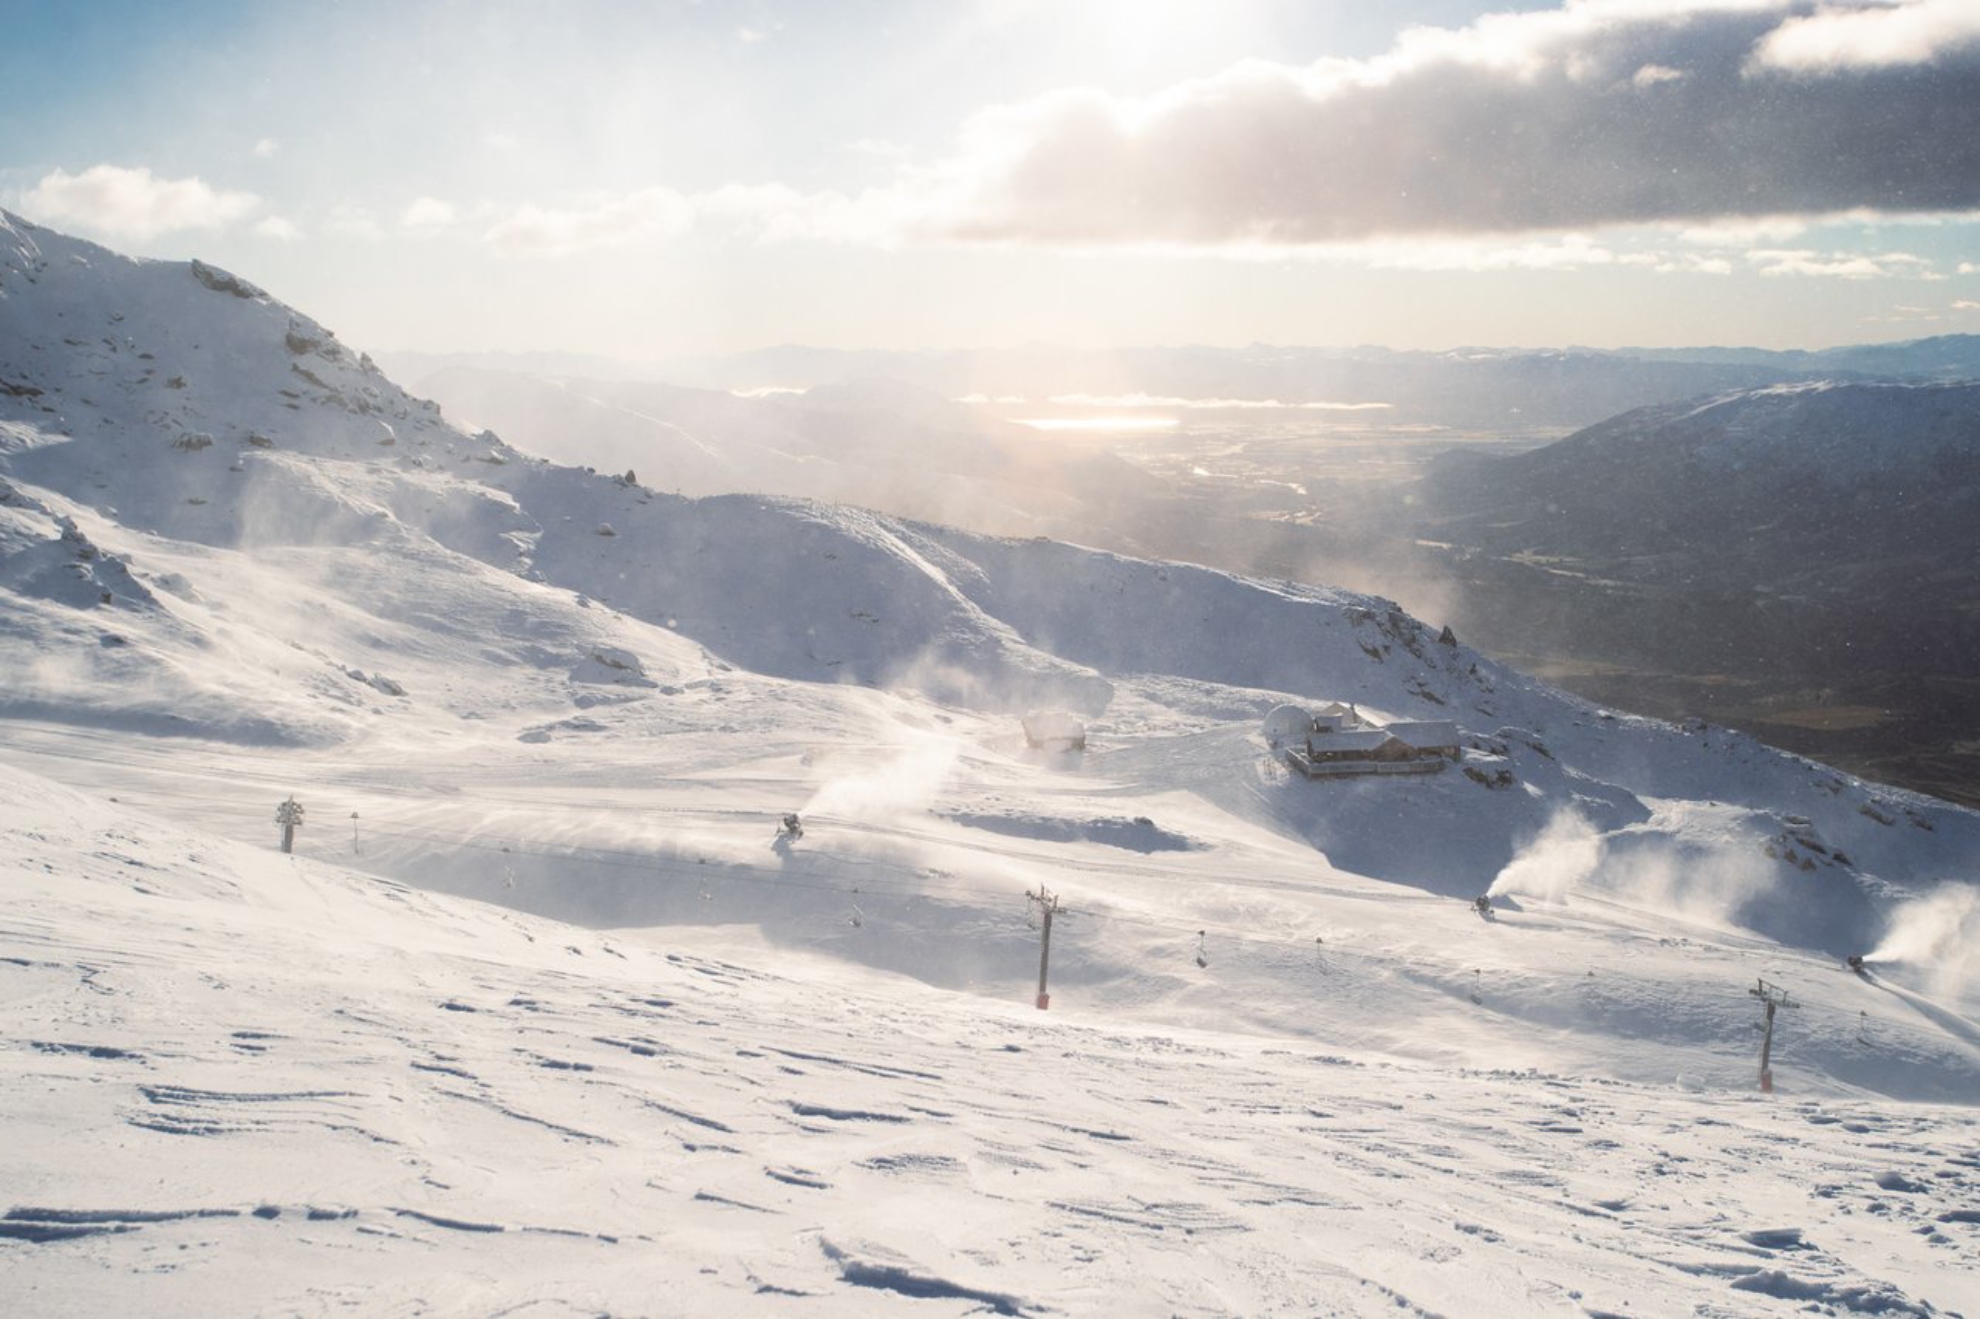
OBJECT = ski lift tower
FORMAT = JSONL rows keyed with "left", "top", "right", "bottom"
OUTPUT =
{"left": 1028, "top": 885, "right": 1061, "bottom": 1010}
{"left": 275, "top": 796, "right": 305, "bottom": 854}
{"left": 1748, "top": 978, "right": 1797, "bottom": 1093}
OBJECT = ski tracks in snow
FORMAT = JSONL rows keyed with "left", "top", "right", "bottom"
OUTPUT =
{"left": 14, "top": 937, "right": 1975, "bottom": 1314}
{"left": 3, "top": 791, "right": 1978, "bottom": 1314}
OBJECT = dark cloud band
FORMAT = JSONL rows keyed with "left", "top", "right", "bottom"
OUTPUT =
{"left": 932, "top": 5, "right": 1980, "bottom": 246}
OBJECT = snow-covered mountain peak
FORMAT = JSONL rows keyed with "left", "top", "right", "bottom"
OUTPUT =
{"left": 0, "top": 208, "right": 49, "bottom": 290}
{"left": 0, "top": 207, "right": 477, "bottom": 461}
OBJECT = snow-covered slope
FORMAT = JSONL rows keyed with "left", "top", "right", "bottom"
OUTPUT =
{"left": 7, "top": 763, "right": 1978, "bottom": 1315}
{"left": 5, "top": 210, "right": 1980, "bottom": 1311}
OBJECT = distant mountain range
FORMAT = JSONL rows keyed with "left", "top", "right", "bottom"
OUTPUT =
{"left": 386, "top": 334, "right": 1980, "bottom": 433}
{"left": 409, "top": 364, "right": 1164, "bottom": 542}
{"left": 1619, "top": 336, "right": 1980, "bottom": 379}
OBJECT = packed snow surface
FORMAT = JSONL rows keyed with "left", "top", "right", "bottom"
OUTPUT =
{"left": 4, "top": 209, "right": 1979, "bottom": 1313}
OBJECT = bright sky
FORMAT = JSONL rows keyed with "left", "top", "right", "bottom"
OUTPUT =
{"left": 5, "top": 0, "right": 1980, "bottom": 357}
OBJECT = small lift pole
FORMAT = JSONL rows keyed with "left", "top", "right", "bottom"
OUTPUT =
{"left": 275, "top": 796, "right": 305, "bottom": 854}
{"left": 1749, "top": 978, "right": 1797, "bottom": 1093}
{"left": 1028, "top": 886, "right": 1061, "bottom": 1010}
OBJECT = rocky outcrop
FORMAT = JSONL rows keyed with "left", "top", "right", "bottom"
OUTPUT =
{"left": 189, "top": 259, "right": 264, "bottom": 301}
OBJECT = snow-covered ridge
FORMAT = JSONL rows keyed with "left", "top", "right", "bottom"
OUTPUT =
{"left": 1539, "top": 378, "right": 1980, "bottom": 484}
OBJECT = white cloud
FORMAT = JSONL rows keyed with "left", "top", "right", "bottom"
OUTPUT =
{"left": 492, "top": 177, "right": 1796, "bottom": 280}
{"left": 891, "top": 2, "right": 1980, "bottom": 250}
{"left": 1749, "top": 0, "right": 1980, "bottom": 72}
{"left": 252, "top": 138, "right": 280, "bottom": 159}
{"left": 1324, "top": 233, "right": 1627, "bottom": 273}
{"left": 401, "top": 197, "right": 457, "bottom": 231}
{"left": 1954, "top": 299, "right": 1980, "bottom": 310}
{"left": 483, "top": 187, "right": 694, "bottom": 258}
{"left": 23, "top": 164, "right": 259, "bottom": 242}
{"left": 252, "top": 215, "right": 301, "bottom": 241}
{"left": 449, "top": 5, "right": 1980, "bottom": 270}
{"left": 1669, "top": 215, "right": 1814, "bottom": 246}
{"left": 1962, "top": 262, "right": 1980, "bottom": 275}
{"left": 1747, "top": 248, "right": 1933, "bottom": 279}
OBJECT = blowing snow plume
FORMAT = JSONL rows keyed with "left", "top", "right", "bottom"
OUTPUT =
{"left": 1867, "top": 883, "right": 1980, "bottom": 1004}
{"left": 802, "top": 733, "right": 961, "bottom": 825}
{"left": 1488, "top": 810, "right": 1601, "bottom": 906}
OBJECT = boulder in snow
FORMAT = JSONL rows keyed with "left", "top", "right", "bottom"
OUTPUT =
{"left": 570, "top": 647, "right": 658, "bottom": 688}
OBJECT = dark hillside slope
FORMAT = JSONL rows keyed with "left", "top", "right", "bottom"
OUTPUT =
{"left": 1418, "top": 381, "right": 1980, "bottom": 803}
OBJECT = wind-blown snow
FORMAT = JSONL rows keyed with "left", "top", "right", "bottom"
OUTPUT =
{"left": 4, "top": 208, "right": 1979, "bottom": 1312}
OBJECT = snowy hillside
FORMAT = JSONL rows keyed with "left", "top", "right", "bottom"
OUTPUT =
{"left": 1416, "top": 379, "right": 1980, "bottom": 599}
{"left": 1427, "top": 380, "right": 1980, "bottom": 541}
{"left": 5, "top": 209, "right": 1980, "bottom": 1312}
{"left": 1412, "top": 377, "right": 1980, "bottom": 806}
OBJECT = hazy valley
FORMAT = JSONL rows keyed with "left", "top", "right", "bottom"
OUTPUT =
{"left": 408, "top": 341, "right": 1980, "bottom": 809}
